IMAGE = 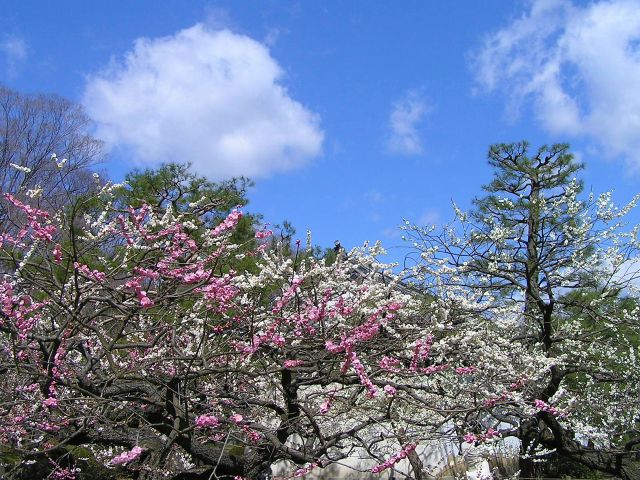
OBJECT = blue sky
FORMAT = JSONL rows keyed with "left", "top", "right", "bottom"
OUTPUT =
{"left": 2, "top": 0, "right": 639, "bottom": 260}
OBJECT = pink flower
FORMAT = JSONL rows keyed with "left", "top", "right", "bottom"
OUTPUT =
{"left": 348, "top": 351, "right": 377, "bottom": 398}
{"left": 419, "top": 364, "right": 448, "bottom": 374}
{"left": 371, "top": 444, "right": 416, "bottom": 473}
{"left": 484, "top": 428, "right": 500, "bottom": 439}
{"left": 183, "top": 270, "right": 210, "bottom": 283}
{"left": 33, "top": 223, "right": 56, "bottom": 241}
{"left": 195, "top": 415, "right": 220, "bottom": 428}
{"left": 43, "top": 397, "right": 58, "bottom": 409}
{"left": 510, "top": 378, "right": 527, "bottom": 390}
{"left": 294, "top": 463, "right": 319, "bottom": 477}
{"left": 379, "top": 356, "right": 401, "bottom": 372}
{"left": 53, "top": 244, "right": 63, "bottom": 264}
{"left": 111, "top": 446, "right": 144, "bottom": 466}
{"left": 74, "top": 263, "right": 106, "bottom": 282}
{"left": 255, "top": 229, "right": 272, "bottom": 239}
{"left": 39, "top": 422, "right": 61, "bottom": 432}
{"left": 455, "top": 366, "right": 477, "bottom": 375}
{"left": 464, "top": 429, "right": 500, "bottom": 443}
{"left": 284, "top": 359, "right": 304, "bottom": 368}
{"left": 133, "top": 267, "right": 160, "bottom": 280}
{"left": 534, "top": 399, "right": 563, "bottom": 416}
{"left": 134, "top": 286, "right": 151, "bottom": 305}
{"left": 325, "top": 341, "right": 343, "bottom": 353}
{"left": 229, "top": 414, "right": 244, "bottom": 424}
{"left": 410, "top": 336, "right": 434, "bottom": 372}
{"left": 319, "top": 398, "right": 332, "bottom": 414}
{"left": 51, "top": 467, "right": 78, "bottom": 480}
{"left": 534, "top": 399, "right": 546, "bottom": 409}
{"left": 139, "top": 297, "right": 153, "bottom": 308}
{"left": 484, "top": 393, "right": 509, "bottom": 408}
{"left": 211, "top": 209, "right": 243, "bottom": 236}
{"left": 464, "top": 432, "right": 477, "bottom": 443}
{"left": 384, "top": 385, "right": 397, "bottom": 396}
{"left": 244, "top": 428, "right": 262, "bottom": 443}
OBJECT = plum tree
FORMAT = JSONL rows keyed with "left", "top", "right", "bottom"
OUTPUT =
{"left": 404, "top": 142, "right": 640, "bottom": 479}
{"left": 0, "top": 165, "right": 464, "bottom": 480}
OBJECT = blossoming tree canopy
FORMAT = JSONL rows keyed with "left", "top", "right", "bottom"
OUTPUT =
{"left": 403, "top": 142, "right": 640, "bottom": 480}
{"left": 3, "top": 147, "right": 637, "bottom": 480}
{"left": 0, "top": 165, "right": 486, "bottom": 480}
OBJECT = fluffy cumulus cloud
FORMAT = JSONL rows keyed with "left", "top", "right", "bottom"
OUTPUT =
{"left": 387, "top": 90, "right": 430, "bottom": 155}
{"left": 83, "top": 24, "right": 323, "bottom": 179}
{"left": 473, "top": 0, "right": 640, "bottom": 168}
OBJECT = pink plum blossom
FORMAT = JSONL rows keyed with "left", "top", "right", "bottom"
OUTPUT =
{"left": 229, "top": 414, "right": 244, "bottom": 424}
{"left": 195, "top": 415, "right": 220, "bottom": 428}
{"left": 110, "top": 446, "right": 144, "bottom": 466}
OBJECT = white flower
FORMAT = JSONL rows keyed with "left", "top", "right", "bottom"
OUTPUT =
{"left": 9, "top": 163, "right": 31, "bottom": 173}
{"left": 26, "top": 187, "right": 43, "bottom": 198}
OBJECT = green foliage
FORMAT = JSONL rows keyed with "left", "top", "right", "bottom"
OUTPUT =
{"left": 121, "top": 163, "right": 260, "bottom": 272}
{"left": 121, "top": 163, "right": 251, "bottom": 214}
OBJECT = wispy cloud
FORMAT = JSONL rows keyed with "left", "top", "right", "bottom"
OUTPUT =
{"left": 472, "top": 0, "right": 640, "bottom": 169}
{"left": 363, "top": 191, "right": 385, "bottom": 223}
{"left": 387, "top": 90, "right": 430, "bottom": 155}
{"left": 364, "top": 190, "right": 384, "bottom": 204}
{"left": 1, "top": 35, "right": 27, "bottom": 78}
{"left": 83, "top": 24, "right": 323, "bottom": 180}
{"left": 263, "top": 28, "right": 281, "bottom": 47}
{"left": 417, "top": 208, "right": 440, "bottom": 227}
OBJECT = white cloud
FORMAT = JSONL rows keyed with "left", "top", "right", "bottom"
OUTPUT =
{"left": 263, "top": 28, "right": 281, "bottom": 47}
{"left": 417, "top": 208, "right": 440, "bottom": 227}
{"left": 472, "top": 0, "right": 640, "bottom": 168}
{"left": 1, "top": 35, "right": 27, "bottom": 77}
{"left": 364, "top": 190, "right": 384, "bottom": 204}
{"left": 387, "top": 90, "right": 430, "bottom": 155}
{"left": 83, "top": 24, "right": 323, "bottom": 179}
{"left": 382, "top": 227, "right": 402, "bottom": 240}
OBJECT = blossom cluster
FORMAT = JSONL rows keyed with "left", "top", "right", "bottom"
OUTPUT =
{"left": 3, "top": 165, "right": 636, "bottom": 480}
{"left": 463, "top": 428, "right": 500, "bottom": 444}
{"left": 534, "top": 399, "right": 564, "bottom": 417}
{"left": 110, "top": 446, "right": 144, "bottom": 466}
{"left": 371, "top": 443, "right": 417, "bottom": 473}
